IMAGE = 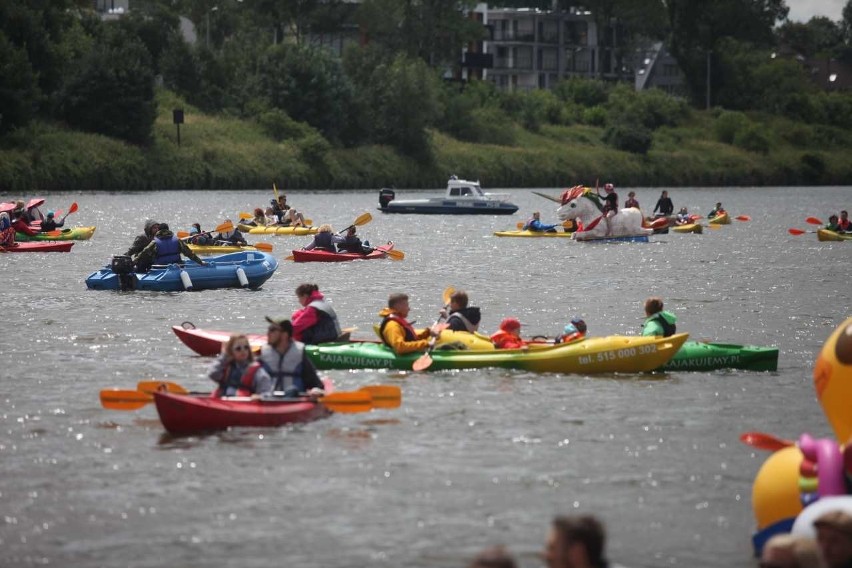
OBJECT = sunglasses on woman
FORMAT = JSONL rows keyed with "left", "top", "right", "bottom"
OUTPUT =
{"left": 233, "top": 344, "right": 250, "bottom": 352}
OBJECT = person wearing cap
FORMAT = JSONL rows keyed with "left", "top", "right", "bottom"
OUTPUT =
{"left": 556, "top": 318, "right": 587, "bottom": 344}
{"left": 641, "top": 297, "right": 677, "bottom": 338}
{"left": 490, "top": 317, "right": 526, "bottom": 349}
{"left": 440, "top": 290, "right": 482, "bottom": 333}
{"left": 258, "top": 317, "right": 324, "bottom": 397}
{"left": 133, "top": 222, "right": 206, "bottom": 271}
{"left": 39, "top": 211, "right": 67, "bottom": 232}
{"left": 707, "top": 202, "right": 726, "bottom": 219}
{"left": 760, "top": 533, "right": 822, "bottom": 568}
{"left": 523, "top": 211, "right": 559, "bottom": 233}
{"left": 596, "top": 183, "right": 618, "bottom": 236}
{"left": 125, "top": 219, "right": 160, "bottom": 258}
{"left": 814, "top": 510, "right": 852, "bottom": 568}
{"left": 624, "top": 191, "right": 639, "bottom": 209}
{"left": 378, "top": 293, "right": 441, "bottom": 355}
{"left": 652, "top": 190, "right": 674, "bottom": 218}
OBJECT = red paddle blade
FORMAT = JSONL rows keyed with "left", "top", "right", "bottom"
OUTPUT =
{"left": 735, "top": 215, "right": 751, "bottom": 222}
{"left": 806, "top": 217, "right": 823, "bottom": 225}
{"left": 68, "top": 202, "right": 78, "bottom": 214}
{"left": 739, "top": 431, "right": 794, "bottom": 451}
{"left": 788, "top": 228, "right": 806, "bottom": 235}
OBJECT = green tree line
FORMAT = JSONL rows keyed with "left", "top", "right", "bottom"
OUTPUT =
{"left": 1, "top": 0, "right": 852, "bottom": 189}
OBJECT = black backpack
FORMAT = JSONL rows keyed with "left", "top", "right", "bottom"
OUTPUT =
{"left": 656, "top": 314, "right": 676, "bottom": 337}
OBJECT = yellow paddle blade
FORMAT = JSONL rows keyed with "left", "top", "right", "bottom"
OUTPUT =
{"left": 353, "top": 212, "right": 372, "bottom": 227}
{"left": 443, "top": 286, "right": 455, "bottom": 305}
{"left": 516, "top": 222, "right": 525, "bottom": 230}
{"left": 285, "top": 254, "right": 295, "bottom": 261}
{"left": 273, "top": 182, "right": 280, "bottom": 201}
{"left": 100, "top": 389, "right": 153, "bottom": 410}
{"left": 254, "top": 242, "right": 273, "bottom": 252}
{"left": 214, "top": 220, "right": 233, "bottom": 233}
{"left": 360, "top": 385, "right": 402, "bottom": 409}
{"left": 385, "top": 248, "right": 405, "bottom": 261}
{"left": 239, "top": 212, "right": 253, "bottom": 220}
{"left": 706, "top": 224, "right": 722, "bottom": 229}
{"left": 320, "top": 390, "right": 373, "bottom": 413}
{"left": 303, "top": 219, "right": 313, "bottom": 226}
{"left": 137, "top": 381, "right": 188, "bottom": 395}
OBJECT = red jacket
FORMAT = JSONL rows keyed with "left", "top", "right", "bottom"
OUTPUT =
{"left": 490, "top": 330, "right": 526, "bottom": 349}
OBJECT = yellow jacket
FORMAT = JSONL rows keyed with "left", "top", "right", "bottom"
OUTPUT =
{"left": 378, "top": 307, "right": 430, "bottom": 355}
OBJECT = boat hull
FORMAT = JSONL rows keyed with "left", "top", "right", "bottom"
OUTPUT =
{"left": 818, "top": 229, "right": 852, "bottom": 241}
{"left": 380, "top": 201, "right": 519, "bottom": 215}
{"left": 2, "top": 241, "right": 74, "bottom": 252}
{"left": 708, "top": 212, "right": 730, "bottom": 225}
{"left": 661, "top": 341, "right": 778, "bottom": 371}
{"left": 85, "top": 251, "right": 278, "bottom": 291}
{"left": 306, "top": 334, "right": 688, "bottom": 374}
{"left": 153, "top": 379, "right": 333, "bottom": 435}
{"left": 173, "top": 325, "right": 267, "bottom": 356}
{"left": 188, "top": 244, "right": 259, "bottom": 255}
{"left": 16, "top": 226, "right": 96, "bottom": 241}
{"left": 573, "top": 234, "right": 650, "bottom": 243}
{"left": 291, "top": 243, "right": 394, "bottom": 262}
{"left": 670, "top": 223, "right": 703, "bottom": 234}
{"left": 493, "top": 230, "right": 575, "bottom": 238}
{"left": 237, "top": 224, "right": 317, "bottom": 236}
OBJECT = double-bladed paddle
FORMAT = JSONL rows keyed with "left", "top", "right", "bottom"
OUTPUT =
{"left": 806, "top": 216, "right": 824, "bottom": 226}
{"left": 412, "top": 287, "right": 456, "bottom": 371}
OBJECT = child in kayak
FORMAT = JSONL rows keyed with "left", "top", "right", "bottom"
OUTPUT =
{"left": 214, "top": 219, "right": 247, "bottom": 246}
{"left": 641, "top": 297, "right": 677, "bottom": 337}
{"left": 556, "top": 317, "right": 587, "bottom": 344}
{"left": 442, "top": 290, "right": 482, "bottom": 333}
{"left": 490, "top": 317, "right": 527, "bottom": 349}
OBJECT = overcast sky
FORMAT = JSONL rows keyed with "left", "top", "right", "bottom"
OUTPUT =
{"left": 787, "top": 0, "right": 846, "bottom": 22}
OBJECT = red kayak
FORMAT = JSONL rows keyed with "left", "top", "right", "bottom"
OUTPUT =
{"left": 173, "top": 323, "right": 266, "bottom": 356}
{"left": 1, "top": 241, "right": 74, "bottom": 253}
{"left": 291, "top": 242, "right": 394, "bottom": 263}
{"left": 153, "top": 379, "right": 334, "bottom": 435}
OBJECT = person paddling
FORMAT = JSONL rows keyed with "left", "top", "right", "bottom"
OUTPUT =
{"left": 133, "top": 223, "right": 206, "bottom": 271}
{"left": 291, "top": 283, "right": 344, "bottom": 344}
{"left": 839, "top": 210, "right": 851, "bottom": 233}
{"left": 40, "top": 211, "right": 67, "bottom": 232}
{"left": 653, "top": 191, "right": 674, "bottom": 218}
{"left": 523, "top": 211, "right": 558, "bottom": 233}
{"left": 675, "top": 207, "right": 691, "bottom": 225}
{"left": 625, "top": 191, "right": 640, "bottom": 209}
{"left": 378, "top": 293, "right": 441, "bottom": 355}
{"left": 214, "top": 219, "right": 247, "bottom": 245}
{"left": 304, "top": 224, "right": 343, "bottom": 252}
{"left": 337, "top": 226, "right": 371, "bottom": 254}
{"left": 707, "top": 202, "right": 726, "bottom": 218}
{"left": 258, "top": 317, "right": 325, "bottom": 398}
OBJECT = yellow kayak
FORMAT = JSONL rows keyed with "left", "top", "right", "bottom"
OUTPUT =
{"left": 817, "top": 229, "right": 852, "bottom": 241}
{"left": 188, "top": 244, "right": 259, "bottom": 255}
{"left": 237, "top": 223, "right": 317, "bottom": 236}
{"left": 708, "top": 212, "right": 730, "bottom": 225}
{"left": 493, "top": 229, "right": 575, "bottom": 238}
{"left": 671, "top": 223, "right": 703, "bottom": 234}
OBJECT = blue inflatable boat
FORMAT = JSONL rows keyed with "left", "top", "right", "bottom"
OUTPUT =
{"left": 85, "top": 251, "right": 279, "bottom": 291}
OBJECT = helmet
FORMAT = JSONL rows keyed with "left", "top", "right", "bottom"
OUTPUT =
{"left": 570, "top": 317, "right": 587, "bottom": 333}
{"left": 499, "top": 317, "right": 522, "bottom": 332}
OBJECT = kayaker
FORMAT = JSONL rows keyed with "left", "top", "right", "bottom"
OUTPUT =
{"left": 214, "top": 219, "right": 247, "bottom": 245}
{"left": 187, "top": 223, "right": 213, "bottom": 245}
{"left": 490, "top": 317, "right": 526, "bottom": 349}
{"left": 641, "top": 297, "right": 677, "bottom": 337}
{"left": 304, "top": 224, "right": 343, "bottom": 252}
{"left": 543, "top": 515, "right": 611, "bottom": 568}
{"left": 624, "top": 191, "right": 640, "bottom": 209}
{"left": 825, "top": 215, "right": 841, "bottom": 232}
{"left": 707, "top": 202, "right": 726, "bottom": 218}
{"left": 258, "top": 317, "right": 325, "bottom": 397}
{"left": 11, "top": 214, "right": 39, "bottom": 237}
{"left": 0, "top": 212, "right": 16, "bottom": 249}
{"left": 39, "top": 211, "right": 66, "bottom": 232}
{"left": 291, "top": 283, "right": 344, "bottom": 344}
{"left": 760, "top": 534, "right": 820, "bottom": 568}
{"left": 378, "top": 293, "right": 441, "bottom": 355}
{"left": 556, "top": 317, "right": 586, "bottom": 344}
{"left": 125, "top": 219, "right": 159, "bottom": 258}
{"left": 675, "top": 207, "right": 691, "bottom": 225}
{"left": 442, "top": 290, "right": 482, "bottom": 333}
{"left": 337, "top": 226, "right": 370, "bottom": 254}
{"left": 597, "top": 183, "right": 618, "bottom": 236}
{"left": 133, "top": 223, "right": 207, "bottom": 271}
{"left": 523, "top": 211, "right": 558, "bottom": 233}
{"left": 271, "top": 195, "right": 307, "bottom": 227}
{"left": 652, "top": 190, "right": 674, "bottom": 217}
{"left": 839, "top": 210, "right": 851, "bottom": 232}
{"left": 208, "top": 334, "right": 270, "bottom": 397}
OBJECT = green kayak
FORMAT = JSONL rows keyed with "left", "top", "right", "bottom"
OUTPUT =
{"left": 306, "top": 333, "right": 689, "bottom": 374}
{"left": 660, "top": 341, "right": 778, "bottom": 372}
{"left": 16, "top": 226, "right": 96, "bottom": 241}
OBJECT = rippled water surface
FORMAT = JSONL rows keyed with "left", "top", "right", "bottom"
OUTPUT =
{"left": 1, "top": 186, "right": 849, "bottom": 567}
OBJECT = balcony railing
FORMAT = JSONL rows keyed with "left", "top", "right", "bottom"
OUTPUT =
{"left": 492, "top": 30, "right": 536, "bottom": 42}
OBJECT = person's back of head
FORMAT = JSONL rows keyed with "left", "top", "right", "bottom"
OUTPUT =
{"left": 451, "top": 290, "right": 469, "bottom": 309}
{"left": 551, "top": 515, "right": 607, "bottom": 568}
{"left": 318, "top": 224, "right": 333, "bottom": 233}
{"left": 157, "top": 223, "right": 170, "bottom": 233}
{"left": 388, "top": 293, "right": 408, "bottom": 310}
{"left": 296, "top": 283, "right": 319, "bottom": 297}
{"left": 645, "top": 297, "right": 664, "bottom": 317}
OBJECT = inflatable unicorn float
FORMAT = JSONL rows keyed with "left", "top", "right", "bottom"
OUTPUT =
{"left": 744, "top": 316, "right": 852, "bottom": 555}
{"left": 556, "top": 185, "right": 662, "bottom": 241}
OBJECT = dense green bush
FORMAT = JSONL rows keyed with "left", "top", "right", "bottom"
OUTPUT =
{"left": 714, "top": 110, "right": 749, "bottom": 144}
{"left": 800, "top": 152, "right": 826, "bottom": 180}
{"left": 553, "top": 77, "right": 609, "bottom": 107}
{"left": 255, "top": 108, "right": 316, "bottom": 141}
{"left": 733, "top": 124, "right": 770, "bottom": 153}
{"left": 582, "top": 106, "right": 608, "bottom": 126}
{"left": 603, "top": 121, "right": 652, "bottom": 154}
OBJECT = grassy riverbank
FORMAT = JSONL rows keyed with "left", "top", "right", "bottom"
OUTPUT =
{"left": 1, "top": 89, "right": 850, "bottom": 192}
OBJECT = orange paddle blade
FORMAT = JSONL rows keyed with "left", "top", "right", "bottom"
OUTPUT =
{"left": 137, "top": 380, "right": 188, "bottom": 395}
{"left": 214, "top": 220, "right": 234, "bottom": 233}
{"left": 412, "top": 353, "right": 433, "bottom": 371}
{"left": 320, "top": 391, "right": 373, "bottom": 413}
{"left": 735, "top": 215, "right": 751, "bottom": 222}
{"left": 100, "top": 389, "right": 153, "bottom": 410}
{"left": 254, "top": 242, "right": 273, "bottom": 252}
{"left": 239, "top": 212, "right": 253, "bottom": 220}
{"left": 739, "top": 431, "right": 794, "bottom": 451}
{"left": 788, "top": 228, "right": 806, "bottom": 235}
{"left": 385, "top": 248, "right": 404, "bottom": 261}
{"left": 285, "top": 254, "right": 295, "bottom": 261}
{"left": 360, "top": 385, "right": 402, "bottom": 409}
{"left": 177, "top": 231, "right": 190, "bottom": 239}
{"left": 806, "top": 217, "right": 823, "bottom": 225}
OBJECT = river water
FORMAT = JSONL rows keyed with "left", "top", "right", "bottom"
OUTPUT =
{"left": 1, "top": 186, "right": 849, "bottom": 568}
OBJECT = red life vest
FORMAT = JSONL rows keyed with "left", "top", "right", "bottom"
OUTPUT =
{"left": 213, "top": 361, "right": 263, "bottom": 398}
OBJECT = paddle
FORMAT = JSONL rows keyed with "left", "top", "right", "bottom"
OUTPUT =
{"left": 337, "top": 211, "right": 373, "bottom": 234}
{"left": 735, "top": 215, "right": 751, "bottom": 222}
{"left": 806, "top": 217, "right": 824, "bottom": 225}
{"left": 384, "top": 248, "right": 405, "bottom": 260}
{"left": 178, "top": 221, "right": 235, "bottom": 240}
{"left": 412, "top": 287, "right": 456, "bottom": 371}
{"left": 273, "top": 182, "right": 280, "bottom": 202}
{"left": 739, "top": 431, "right": 794, "bottom": 451}
{"left": 532, "top": 191, "right": 561, "bottom": 204}
{"left": 239, "top": 212, "right": 254, "bottom": 220}
{"left": 788, "top": 228, "right": 810, "bottom": 236}
{"left": 65, "top": 202, "right": 78, "bottom": 218}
